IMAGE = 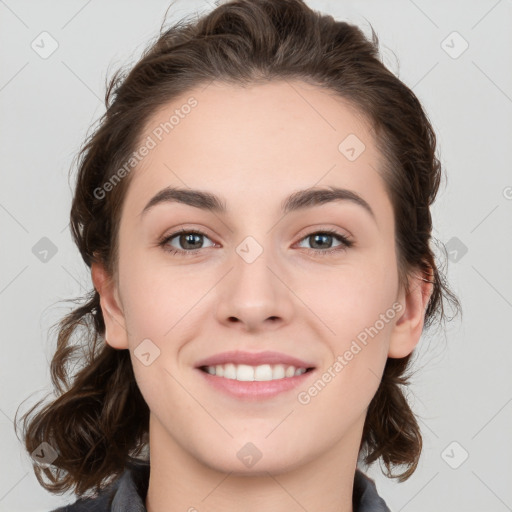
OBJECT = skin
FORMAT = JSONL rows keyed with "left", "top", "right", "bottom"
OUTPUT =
{"left": 92, "top": 80, "right": 432, "bottom": 512}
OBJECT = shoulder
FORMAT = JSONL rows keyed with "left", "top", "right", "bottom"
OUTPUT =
{"left": 48, "top": 488, "right": 114, "bottom": 511}
{"left": 48, "top": 459, "right": 150, "bottom": 512}
{"left": 353, "top": 469, "right": 392, "bottom": 512}
{"left": 47, "top": 472, "right": 124, "bottom": 511}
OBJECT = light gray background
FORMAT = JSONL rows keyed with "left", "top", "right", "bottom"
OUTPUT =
{"left": 1, "top": 0, "right": 511, "bottom": 511}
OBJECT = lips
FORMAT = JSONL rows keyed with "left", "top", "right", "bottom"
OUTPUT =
{"left": 194, "top": 350, "right": 316, "bottom": 370}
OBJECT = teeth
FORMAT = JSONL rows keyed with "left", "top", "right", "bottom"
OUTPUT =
{"left": 223, "top": 363, "right": 236, "bottom": 379}
{"left": 203, "top": 363, "right": 309, "bottom": 381}
{"left": 285, "top": 365, "right": 296, "bottom": 378}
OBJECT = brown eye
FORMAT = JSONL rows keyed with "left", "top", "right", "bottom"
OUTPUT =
{"left": 160, "top": 229, "right": 214, "bottom": 256}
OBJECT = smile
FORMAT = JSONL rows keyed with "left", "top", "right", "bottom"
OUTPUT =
{"left": 200, "top": 363, "right": 313, "bottom": 381}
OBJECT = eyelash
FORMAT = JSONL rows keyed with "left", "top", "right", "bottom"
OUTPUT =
{"left": 158, "top": 228, "right": 354, "bottom": 258}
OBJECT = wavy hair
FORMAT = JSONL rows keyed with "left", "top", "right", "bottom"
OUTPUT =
{"left": 15, "top": 0, "right": 462, "bottom": 497}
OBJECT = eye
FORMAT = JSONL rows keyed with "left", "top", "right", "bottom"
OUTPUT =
{"left": 159, "top": 229, "right": 215, "bottom": 256}
{"left": 295, "top": 229, "right": 353, "bottom": 257}
{"left": 158, "top": 228, "right": 353, "bottom": 257}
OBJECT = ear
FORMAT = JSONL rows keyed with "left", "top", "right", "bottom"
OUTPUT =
{"left": 388, "top": 268, "right": 434, "bottom": 359}
{"left": 91, "top": 261, "right": 129, "bottom": 350}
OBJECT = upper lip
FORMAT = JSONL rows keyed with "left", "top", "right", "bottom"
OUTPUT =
{"left": 195, "top": 350, "right": 316, "bottom": 369}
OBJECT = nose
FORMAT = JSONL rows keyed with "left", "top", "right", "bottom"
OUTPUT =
{"left": 214, "top": 241, "right": 295, "bottom": 333}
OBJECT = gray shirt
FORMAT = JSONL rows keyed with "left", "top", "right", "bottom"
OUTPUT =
{"left": 51, "top": 459, "right": 391, "bottom": 511}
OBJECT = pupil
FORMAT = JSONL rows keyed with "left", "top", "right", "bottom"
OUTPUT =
{"left": 311, "top": 234, "right": 331, "bottom": 249}
{"left": 182, "top": 233, "right": 201, "bottom": 249}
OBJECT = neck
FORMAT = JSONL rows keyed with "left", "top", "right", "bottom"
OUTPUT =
{"left": 145, "top": 414, "right": 364, "bottom": 512}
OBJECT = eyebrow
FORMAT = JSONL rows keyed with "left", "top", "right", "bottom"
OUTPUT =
{"left": 140, "top": 185, "right": 376, "bottom": 221}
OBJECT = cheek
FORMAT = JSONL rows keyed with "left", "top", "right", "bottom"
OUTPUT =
{"left": 117, "top": 246, "right": 176, "bottom": 340}
{"left": 297, "top": 270, "right": 397, "bottom": 418}
{"left": 118, "top": 248, "right": 212, "bottom": 347}
{"left": 299, "top": 260, "right": 398, "bottom": 344}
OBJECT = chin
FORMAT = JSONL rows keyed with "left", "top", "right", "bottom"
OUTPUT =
{"left": 193, "top": 439, "right": 310, "bottom": 476}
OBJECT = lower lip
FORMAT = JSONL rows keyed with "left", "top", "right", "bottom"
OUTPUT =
{"left": 196, "top": 368, "right": 316, "bottom": 401}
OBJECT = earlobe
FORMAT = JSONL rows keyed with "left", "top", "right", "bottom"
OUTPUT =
{"left": 91, "top": 262, "right": 129, "bottom": 350}
{"left": 388, "top": 270, "right": 434, "bottom": 359}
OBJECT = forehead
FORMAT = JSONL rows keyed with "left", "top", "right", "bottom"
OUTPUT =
{"left": 123, "top": 80, "right": 390, "bottom": 223}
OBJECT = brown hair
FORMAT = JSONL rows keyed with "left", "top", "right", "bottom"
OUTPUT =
{"left": 15, "top": 0, "right": 462, "bottom": 498}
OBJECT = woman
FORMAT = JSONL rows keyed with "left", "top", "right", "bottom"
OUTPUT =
{"left": 16, "top": 0, "right": 461, "bottom": 510}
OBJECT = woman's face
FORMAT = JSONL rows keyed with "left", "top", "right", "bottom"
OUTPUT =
{"left": 93, "top": 80, "right": 427, "bottom": 474}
